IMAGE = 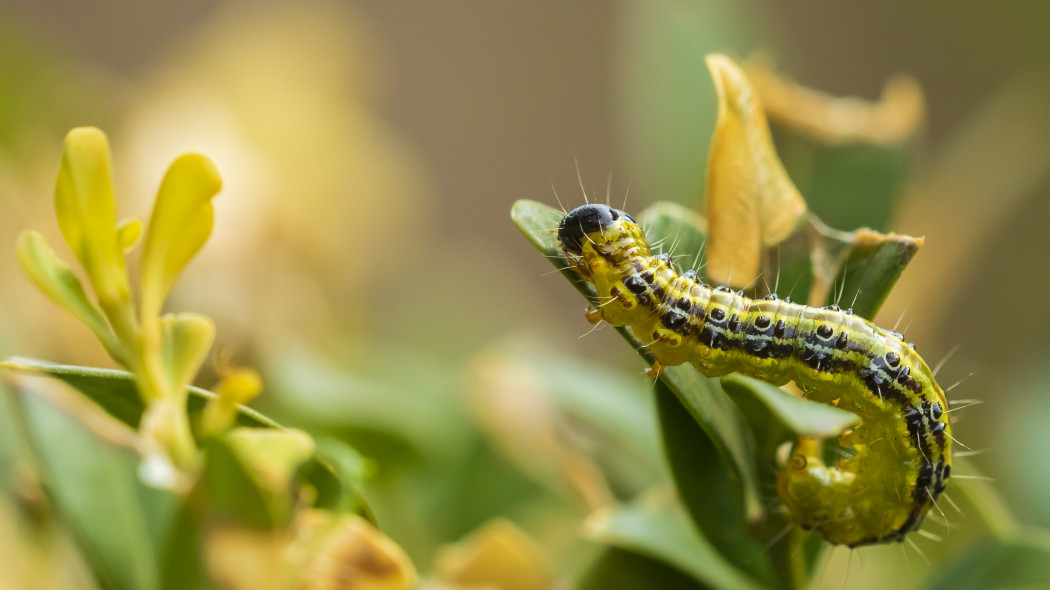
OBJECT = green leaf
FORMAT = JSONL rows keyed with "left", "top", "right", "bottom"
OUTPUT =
{"left": 159, "top": 313, "right": 215, "bottom": 402}
{"left": 312, "top": 437, "right": 375, "bottom": 517}
{"left": 577, "top": 547, "right": 709, "bottom": 590}
{"left": 926, "top": 530, "right": 1050, "bottom": 590}
{"left": 15, "top": 231, "right": 120, "bottom": 358}
{"left": 585, "top": 494, "right": 764, "bottom": 590}
{"left": 5, "top": 378, "right": 177, "bottom": 590}
{"left": 0, "top": 381, "right": 24, "bottom": 493}
{"left": 200, "top": 428, "right": 330, "bottom": 531}
{"left": 655, "top": 383, "right": 772, "bottom": 586}
{"left": 722, "top": 375, "right": 860, "bottom": 443}
{"left": 0, "top": 357, "right": 363, "bottom": 521}
{"left": 0, "top": 357, "right": 275, "bottom": 429}
{"left": 159, "top": 494, "right": 212, "bottom": 590}
{"left": 825, "top": 229, "right": 922, "bottom": 320}
{"left": 200, "top": 433, "right": 281, "bottom": 530}
{"left": 511, "top": 199, "right": 596, "bottom": 299}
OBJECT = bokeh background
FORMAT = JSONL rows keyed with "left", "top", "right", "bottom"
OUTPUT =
{"left": 1, "top": 1, "right": 1048, "bottom": 588}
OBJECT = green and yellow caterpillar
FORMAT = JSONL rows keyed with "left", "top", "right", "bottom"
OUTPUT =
{"left": 558, "top": 203, "right": 952, "bottom": 547}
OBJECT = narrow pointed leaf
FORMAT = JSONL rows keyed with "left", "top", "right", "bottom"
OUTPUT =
{"left": 15, "top": 231, "right": 117, "bottom": 354}
{"left": 655, "top": 384, "right": 773, "bottom": 586}
{"left": 722, "top": 375, "right": 860, "bottom": 440}
{"left": 826, "top": 229, "right": 923, "bottom": 320}
{"left": 0, "top": 358, "right": 360, "bottom": 521}
{"left": 53, "top": 127, "right": 130, "bottom": 307}
{"left": 585, "top": 496, "right": 763, "bottom": 590}
{"left": 6, "top": 379, "right": 176, "bottom": 590}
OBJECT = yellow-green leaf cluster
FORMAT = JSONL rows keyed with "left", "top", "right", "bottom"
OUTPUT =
{"left": 15, "top": 126, "right": 228, "bottom": 474}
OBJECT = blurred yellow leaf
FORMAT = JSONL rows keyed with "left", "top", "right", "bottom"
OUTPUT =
{"left": 206, "top": 525, "right": 293, "bottom": 590}
{"left": 53, "top": 127, "right": 132, "bottom": 311}
{"left": 139, "top": 153, "right": 222, "bottom": 322}
{"left": 744, "top": 57, "right": 924, "bottom": 145}
{"left": 209, "top": 511, "right": 416, "bottom": 590}
{"left": 295, "top": 511, "right": 417, "bottom": 590}
{"left": 201, "top": 363, "right": 263, "bottom": 437}
{"left": 705, "top": 54, "right": 806, "bottom": 286}
{"left": 433, "top": 519, "right": 551, "bottom": 590}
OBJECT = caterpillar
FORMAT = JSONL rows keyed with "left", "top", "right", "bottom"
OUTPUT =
{"left": 557, "top": 203, "right": 952, "bottom": 547}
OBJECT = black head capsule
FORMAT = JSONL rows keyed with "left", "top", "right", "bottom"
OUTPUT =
{"left": 557, "top": 204, "right": 632, "bottom": 254}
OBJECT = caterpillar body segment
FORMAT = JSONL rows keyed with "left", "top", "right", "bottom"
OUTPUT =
{"left": 557, "top": 203, "right": 952, "bottom": 547}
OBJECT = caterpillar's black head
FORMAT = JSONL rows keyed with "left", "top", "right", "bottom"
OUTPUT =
{"left": 558, "top": 204, "right": 633, "bottom": 254}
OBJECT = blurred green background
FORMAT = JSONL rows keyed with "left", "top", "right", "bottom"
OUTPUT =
{"left": 1, "top": 1, "right": 1048, "bottom": 588}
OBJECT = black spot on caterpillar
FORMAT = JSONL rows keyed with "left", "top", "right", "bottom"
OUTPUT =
{"left": 558, "top": 203, "right": 952, "bottom": 547}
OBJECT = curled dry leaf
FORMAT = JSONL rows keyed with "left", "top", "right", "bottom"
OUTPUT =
{"left": 743, "top": 56, "right": 925, "bottom": 146}
{"left": 850, "top": 227, "right": 924, "bottom": 249}
{"left": 295, "top": 512, "right": 417, "bottom": 590}
{"left": 704, "top": 54, "right": 807, "bottom": 287}
{"left": 208, "top": 512, "right": 416, "bottom": 590}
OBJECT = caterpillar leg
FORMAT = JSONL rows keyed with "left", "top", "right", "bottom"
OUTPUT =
{"left": 646, "top": 361, "right": 665, "bottom": 379}
{"left": 584, "top": 304, "right": 603, "bottom": 324}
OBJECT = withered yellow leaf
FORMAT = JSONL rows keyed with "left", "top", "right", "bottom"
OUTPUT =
{"left": 294, "top": 512, "right": 417, "bottom": 590}
{"left": 705, "top": 54, "right": 806, "bottom": 286}
{"left": 743, "top": 56, "right": 924, "bottom": 146}
{"left": 434, "top": 519, "right": 551, "bottom": 590}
